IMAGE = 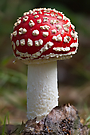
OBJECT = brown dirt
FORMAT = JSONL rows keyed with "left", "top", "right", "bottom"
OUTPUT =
{"left": 0, "top": 104, "right": 89, "bottom": 135}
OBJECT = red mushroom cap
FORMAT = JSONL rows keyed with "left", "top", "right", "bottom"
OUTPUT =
{"left": 11, "top": 8, "right": 78, "bottom": 64}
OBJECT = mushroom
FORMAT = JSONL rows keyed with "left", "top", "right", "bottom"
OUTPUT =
{"left": 11, "top": 8, "right": 78, "bottom": 122}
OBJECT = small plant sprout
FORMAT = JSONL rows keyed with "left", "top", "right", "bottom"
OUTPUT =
{"left": 11, "top": 8, "right": 78, "bottom": 122}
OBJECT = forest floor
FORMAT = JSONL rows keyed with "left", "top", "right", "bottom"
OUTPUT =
{"left": 0, "top": 84, "right": 90, "bottom": 134}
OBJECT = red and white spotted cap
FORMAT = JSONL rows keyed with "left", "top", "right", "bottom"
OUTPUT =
{"left": 11, "top": 8, "right": 78, "bottom": 64}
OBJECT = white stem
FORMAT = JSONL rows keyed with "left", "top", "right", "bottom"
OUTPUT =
{"left": 27, "top": 61, "right": 58, "bottom": 122}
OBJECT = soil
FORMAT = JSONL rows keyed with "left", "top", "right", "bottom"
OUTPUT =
{"left": 0, "top": 104, "right": 89, "bottom": 135}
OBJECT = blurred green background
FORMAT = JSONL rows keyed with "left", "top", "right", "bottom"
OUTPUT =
{"left": 0, "top": 0, "right": 90, "bottom": 124}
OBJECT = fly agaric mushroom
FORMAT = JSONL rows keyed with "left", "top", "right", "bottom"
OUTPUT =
{"left": 11, "top": 8, "right": 78, "bottom": 122}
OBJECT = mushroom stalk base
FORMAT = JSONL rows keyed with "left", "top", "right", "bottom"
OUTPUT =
{"left": 27, "top": 61, "right": 58, "bottom": 122}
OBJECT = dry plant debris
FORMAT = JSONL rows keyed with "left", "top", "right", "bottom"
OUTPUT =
{"left": 0, "top": 104, "right": 89, "bottom": 135}
{"left": 22, "top": 104, "right": 89, "bottom": 135}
